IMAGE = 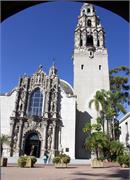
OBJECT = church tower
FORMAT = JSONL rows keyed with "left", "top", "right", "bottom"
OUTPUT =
{"left": 73, "top": 3, "right": 110, "bottom": 158}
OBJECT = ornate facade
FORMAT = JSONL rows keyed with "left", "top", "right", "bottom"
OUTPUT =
{"left": 9, "top": 65, "right": 62, "bottom": 157}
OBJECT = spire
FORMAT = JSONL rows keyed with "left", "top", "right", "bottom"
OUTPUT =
{"left": 74, "top": 3, "right": 105, "bottom": 51}
{"left": 49, "top": 62, "right": 57, "bottom": 77}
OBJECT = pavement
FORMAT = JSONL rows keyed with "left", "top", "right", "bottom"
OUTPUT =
{"left": 1, "top": 163, "right": 130, "bottom": 180}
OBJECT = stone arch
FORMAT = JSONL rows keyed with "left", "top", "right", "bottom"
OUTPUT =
{"left": 22, "top": 129, "right": 42, "bottom": 157}
{"left": 87, "top": 19, "right": 91, "bottom": 27}
{"left": 87, "top": 35, "right": 93, "bottom": 46}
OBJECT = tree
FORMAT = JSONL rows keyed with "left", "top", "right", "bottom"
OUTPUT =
{"left": 89, "top": 89, "right": 127, "bottom": 139}
{"left": 83, "top": 120, "right": 108, "bottom": 159}
{"left": 109, "top": 140, "right": 125, "bottom": 161}
{"left": 0, "top": 134, "right": 10, "bottom": 156}
{"left": 110, "top": 66, "right": 130, "bottom": 108}
{"left": 89, "top": 90, "right": 108, "bottom": 132}
{"left": 104, "top": 91, "right": 126, "bottom": 139}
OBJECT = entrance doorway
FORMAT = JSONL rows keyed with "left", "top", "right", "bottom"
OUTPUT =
{"left": 24, "top": 132, "right": 41, "bottom": 158}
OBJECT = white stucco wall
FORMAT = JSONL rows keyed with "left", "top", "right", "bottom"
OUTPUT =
{"left": 73, "top": 49, "right": 110, "bottom": 113}
{"left": 119, "top": 112, "right": 130, "bottom": 147}
{"left": 0, "top": 90, "right": 16, "bottom": 136}
{"left": 60, "top": 86, "right": 76, "bottom": 159}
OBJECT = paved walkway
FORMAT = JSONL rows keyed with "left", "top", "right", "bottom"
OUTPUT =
{"left": 1, "top": 163, "right": 130, "bottom": 180}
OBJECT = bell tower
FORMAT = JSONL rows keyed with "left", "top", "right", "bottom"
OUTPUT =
{"left": 73, "top": 3, "right": 110, "bottom": 159}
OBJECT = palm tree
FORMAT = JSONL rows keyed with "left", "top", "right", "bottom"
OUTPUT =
{"left": 89, "top": 90, "right": 108, "bottom": 132}
{"left": 109, "top": 140, "right": 124, "bottom": 161}
{"left": 0, "top": 134, "right": 10, "bottom": 157}
{"left": 85, "top": 131, "right": 108, "bottom": 159}
{"left": 89, "top": 89, "right": 127, "bottom": 139}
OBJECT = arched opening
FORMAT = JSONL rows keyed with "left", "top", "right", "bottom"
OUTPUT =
{"left": 87, "top": 35, "right": 93, "bottom": 46}
{"left": 24, "top": 132, "right": 41, "bottom": 157}
{"left": 80, "top": 38, "right": 83, "bottom": 47}
{"left": 97, "top": 39, "right": 100, "bottom": 47}
{"left": 82, "top": 9, "right": 85, "bottom": 14}
{"left": 87, "top": 19, "right": 91, "bottom": 27}
{"left": 87, "top": 8, "right": 90, "bottom": 13}
{"left": 28, "top": 88, "right": 43, "bottom": 117}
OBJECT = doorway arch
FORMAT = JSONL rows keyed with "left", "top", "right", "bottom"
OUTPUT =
{"left": 24, "top": 132, "right": 41, "bottom": 158}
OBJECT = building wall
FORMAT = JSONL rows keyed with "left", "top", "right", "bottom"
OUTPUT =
{"left": 60, "top": 85, "right": 76, "bottom": 159}
{"left": 0, "top": 90, "right": 16, "bottom": 157}
{"left": 119, "top": 112, "right": 130, "bottom": 148}
{"left": 74, "top": 49, "right": 109, "bottom": 113}
{"left": 0, "top": 90, "right": 16, "bottom": 135}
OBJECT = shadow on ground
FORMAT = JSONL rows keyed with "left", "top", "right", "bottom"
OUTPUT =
{"left": 73, "top": 168, "right": 130, "bottom": 180}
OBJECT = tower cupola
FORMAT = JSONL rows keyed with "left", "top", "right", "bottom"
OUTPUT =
{"left": 74, "top": 3, "right": 105, "bottom": 52}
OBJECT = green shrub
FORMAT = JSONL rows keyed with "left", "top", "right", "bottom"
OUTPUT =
{"left": 52, "top": 154, "right": 71, "bottom": 167}
{"left": 28, "top": 156, "right": 37, "bottom": 164}
{"left": 52, "top": 156, "right": 61, "bottom": 164}
{"left": 17, "top": 156, "right": 37, "bottom": 167}
{"left": 17, "top": 156, "right": 28, "bottom": 167}
{"left": 117, "top": 153, "right": 130, "bottom": 167}
{"left": 97, "top": 156, "right": 104, "bottom": 162}
{"left": 62, "top": 155, "right": 70, "bottom": 164}
{"left": 109, "top": 140, "right": 124, "bottom": 161}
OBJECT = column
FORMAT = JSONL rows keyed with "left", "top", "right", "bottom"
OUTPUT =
{"left": 93, "top": 31, "right": 97, "bottom": 47}
{"left": 16, "top": 121, "right": 23, "bottom": 156}
{"left": 10, "top": 119, "right": 15, "bottom": 157}
{"left": 82, "top": 30, "right": 86, "bottom": 48}
{"left": 51, "top": 122, "right": 56, "bottom": 155}
{"left": 40, "top": 122, "right": 47, "bottom": 157}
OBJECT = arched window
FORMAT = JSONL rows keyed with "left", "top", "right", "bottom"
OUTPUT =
{"left": 87, "top": 35, "right": 93, "bottom": 46}
{"left": 28, "top": 88, "right": 43, "bottom": 117}
{"left": 87, "top": 8, "right": 90, "bottom": 13}
{"left": 80, "top": 38, "right": 83, "bottom": 47}
{"left": 87, "top": 20, "right": 91, "bottom": 27}
{"left": 82, "top": 9, "right": 85, "bottom": 14}
{"left": 97, "top": 39, "right": 100, "bottom": 47}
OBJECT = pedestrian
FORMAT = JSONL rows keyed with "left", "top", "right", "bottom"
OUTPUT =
{"left": 43, "top": 152, "right": 48, "bottom": 165}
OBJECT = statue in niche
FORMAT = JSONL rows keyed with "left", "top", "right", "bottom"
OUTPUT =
{"left": 47, "top": 124, "right": 53, "bottom": 150}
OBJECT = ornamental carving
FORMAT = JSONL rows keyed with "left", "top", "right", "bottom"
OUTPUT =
{"left": 10, "top": 65, "right": 61, "bottom": 157}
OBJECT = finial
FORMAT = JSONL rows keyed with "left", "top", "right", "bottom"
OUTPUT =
{"left": 39, "top": 64, "right": 43, "bottom": 69}
{"left": 52, "top": 58, "right": 56, "bottom": 67}
{"left": 23, "top": 73, "right": 27, "bottom": 77}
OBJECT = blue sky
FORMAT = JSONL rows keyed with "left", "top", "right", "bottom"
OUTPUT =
{"left": 1, "top": 2, "right": 129, "bottom": 93}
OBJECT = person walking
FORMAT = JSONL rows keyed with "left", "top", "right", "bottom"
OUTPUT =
{"left": 43, "top": 152, "right": 48, "bottom": 165}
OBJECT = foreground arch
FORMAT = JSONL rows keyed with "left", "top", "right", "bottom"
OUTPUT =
{"left": 1, "top": 1, "right": 129, "bottom": 22}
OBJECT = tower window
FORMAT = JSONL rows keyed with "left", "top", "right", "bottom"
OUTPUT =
{"left": 89, "top": 51, "right": 94, "bottom": 58}
{"left": 87, "top": 35, "right": 93, "bottom": 46}
{"left": 80, "top": 38, "right": 83, "bottom": 47}
{"left": 97, "top": 39, "right": 100, "bottom": 47}
{"left": 87, "top": 8, "right": 90, "bottom": 13}
{"left": 20, "top": 104, "right": 23, "bottom": 111}
{"left": 81, "top": 65, "right": 84, "bottom": 70}
{"left": 65, "top": 148, "right": 69, "bottom": 152}
{"left": 82, "top": 9, "right": 85, "bottom": 14}
{"left": 99, "top": 65, "right": 102, "bottom": 70}
{"left": 87, "top": 20, "right": 91, "bottom": 27}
